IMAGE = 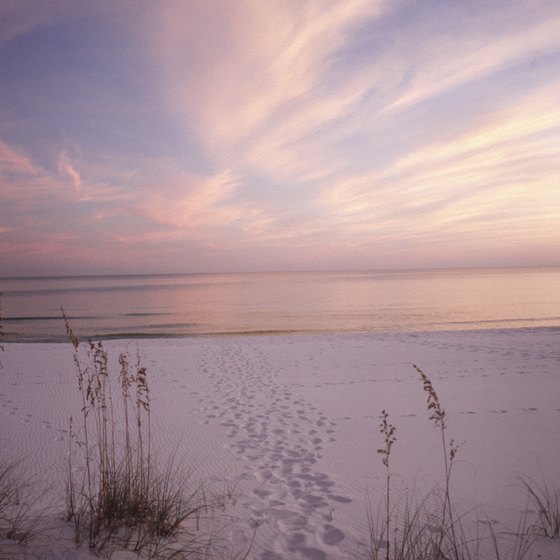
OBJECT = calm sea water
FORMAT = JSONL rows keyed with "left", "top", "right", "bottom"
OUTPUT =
{"left": 1, "top": 268, "right": 560, "bottom": 342}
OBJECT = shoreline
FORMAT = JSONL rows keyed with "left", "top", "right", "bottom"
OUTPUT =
{"left": 3, "top": 323, "right": 560, "bottom": 345}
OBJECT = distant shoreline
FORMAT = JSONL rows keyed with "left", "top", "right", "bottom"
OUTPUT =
{"left": 4, "top": 323, "right": 560, "bottom": 344}
{"left": 3, "top": 267, "right": 560, "bottom": 343}
{"left": 2, "top": 263, "right": 560, "bottom": 281}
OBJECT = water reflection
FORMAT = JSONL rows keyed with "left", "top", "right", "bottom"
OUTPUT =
{"left": 1, "top": 268, "right": 559, "bottom": 341}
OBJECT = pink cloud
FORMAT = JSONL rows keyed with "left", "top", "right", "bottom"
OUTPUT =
{"left": 58, "top": 151, "right": 82, "bottom": 190}
{"left": 134, "top": 171, "right": 247, "bottom": 231}
{"left": 150, "top": 1, "right": 387, "bottom": 157}
{"left": 316, "top": 80, "right": 560, "bottom": 253}
{"left": 0, "top": 141, "right": 37, "bottom": 174}
{"left": 382, "top": 13, "right": 560, "bottom": 115}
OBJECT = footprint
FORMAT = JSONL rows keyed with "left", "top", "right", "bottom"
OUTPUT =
{"left": 300, "top": 548, "right": 327, "bottom": 560}
{"left": 327, "top": 494, "right": 352, "bottom": 504}
{"left": 286, "top": 532, "right": 306, "bottom": 550}
{"left": 261, "top": 552, "right": 283, "bottom": 560}
{"left": 321, "top": 524, "right": 345, "bottom": 545}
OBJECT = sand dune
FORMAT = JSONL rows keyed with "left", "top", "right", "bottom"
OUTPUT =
{"left": 1, "top": 329, "right": 559, "bottom": 558}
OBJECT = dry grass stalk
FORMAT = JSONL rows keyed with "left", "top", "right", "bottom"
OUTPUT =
{"left": 369, "top": 365, "right": 560, "bottom": 560}
{"left": 62, "top": 313, "right": 208, "bottom": 556}
{"left": 519, "top": 476, "right": 560, "bottom": 540}
{"left": 0, "top": 463, "right": 39, "bottom": 545}
{"left": 1, "top": 299, "right": 39, "bottom": 547}
{"left": 0, "top": 292, "right": 5, "bottom": 367}
{"left": 63, "top": 309, "right": 95, "bottom": 544}
{"left": 369, "top": 366, "right": 470, "bottom": 560}
{"left": 0, "top": 293, "right": 4, "bottom": 344}
{"left": 414, "top": 364, "right": 460, "bottom": 558}
{"left": 488, "top": 504, "right": 538, "bottom": 560}
{"left": 377, "top": 409, "right": 396, "bottom": 560}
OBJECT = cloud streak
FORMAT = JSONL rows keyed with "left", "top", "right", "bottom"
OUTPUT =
{"left": 1, "top": 0, "right": 560, "bottom": 274}
{"left": 58, "top": 151, "right": 82, "bottom": 190}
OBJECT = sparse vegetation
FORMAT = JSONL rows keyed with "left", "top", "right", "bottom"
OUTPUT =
{"left": 368, "top": 366, "right": 466, "bottom": 560}
{"left": 519, "top": 476, "right": 560, "bottom": 540}
{"left": 0, "top": 292, "right": 4, "bottom": 365}
{"left": 1, "top": 295, "right": 39, "bottom": 550}
{"left": 415, "top": 363, "right": 461, "bottom": 558}
{"left": 368, "top": 365, "right": 557, "bottom": 560}
{"left": 63, "top": 311, "right": 211, "bottom": 557}
{"left": 0, "top": 463, "right": 39, "bottom": 545}
{"left": 373, "top": 409, "right": 396, "bottom": 560}
{"left": 488, "top": 507, "right": 537, "bottom": 560}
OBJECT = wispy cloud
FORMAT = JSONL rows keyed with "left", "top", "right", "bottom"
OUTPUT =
{"left": 134, "top": 171, "right": 242, "bottom": 229}
{"left": 58, "top": 150, "right": 82, "bottom": 190}
{"left": 382, "top": 14, "right": 560, "bottom": 114}
{"left": 152, "top": 1, "right": 388, "bottom": 166}
{"left": 0, "top": 140, "right": 37, "bottom": 174}
{"left": 318, "top": 80, "right": 560, "bottom": 251}
{"left": 2, "top": 1, "right": 560, "bottom": 273}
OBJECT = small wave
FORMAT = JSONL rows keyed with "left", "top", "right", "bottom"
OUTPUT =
{"left": 4, "top": 324, "right": 560, "bottom": 344}
{"left": 445, "top": 316, "right": 560, "bottom": 326}
{"left": 4, "top": 315, "right": 96, "bottom": 322}
{"left": 124, "top": 312, "right": 165, "bottom": 317}
{"left": 4, "top": 316, "right": 62, "bottom": 322}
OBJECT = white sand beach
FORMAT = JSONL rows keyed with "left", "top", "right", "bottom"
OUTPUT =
{"left": 1, "top": 329, "right": 559, "bottom": 559}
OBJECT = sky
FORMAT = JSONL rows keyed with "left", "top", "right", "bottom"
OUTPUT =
{"left": 1, "top": 0, "right": 560, "bottom": 276}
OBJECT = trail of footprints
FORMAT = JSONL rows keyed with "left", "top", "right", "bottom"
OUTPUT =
{"left": 0, "top": 390, "right": 69, "bottom": 442}
{"left": 194, "top": 337, "right": 560, "bottom": 558}
{"left": 198, "top": 341, "right": 351, "bottom": 560}
{"left": 2, "top": 335, "right": 558, "bottom": 558}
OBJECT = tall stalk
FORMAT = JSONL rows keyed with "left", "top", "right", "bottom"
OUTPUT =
{"left": 134, "top": 356, "right": 151, "bottom": 490}
{"left": 413, "top": 364, "right": 459, "bottom": 559}
{"left": 62, "top": 309, "right": 95, "bottom": 546}
{"left": 0, "top": 292, "right": 5, "bottom": 355}
{"left": 119, "top": 353, "right": 133, "bottom": 489}
{"left": 377, "top": 409, "right": 397, "bottom": 560}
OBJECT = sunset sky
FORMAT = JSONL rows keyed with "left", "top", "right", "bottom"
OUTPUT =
{"left": 1, "top": 1, "right": 560, "bottom": 276}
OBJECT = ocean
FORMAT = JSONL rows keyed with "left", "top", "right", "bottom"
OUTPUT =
{"left": 1, "top": 267, "right": 560, "bottom": 342}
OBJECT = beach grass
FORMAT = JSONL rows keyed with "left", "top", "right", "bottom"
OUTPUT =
{"left": 0, "top": 291, "right": 4, "bottom": 366}
{"left": 1, "top": 297, "right": 39, "bottom": 549}
{"left": 0, "top": 462, "right": 40, "bottom": 548}
{"left": 518, "top": 476, "right": 560, "bottom": 540}
{"left": 369, "top": 365, "right": 463, "bottom": 560}
{"left": 62, "top": 312, "right": 211, "bottom": 557}
{"left": 368, "top": 365, "right": 553, "bottom": 560}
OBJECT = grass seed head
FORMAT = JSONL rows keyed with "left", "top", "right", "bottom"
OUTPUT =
{"left": 377, "top": 410, "right": 397, "bottom": 468}
{"left": 414, "top": 364, "right": 446, "bottom": 429}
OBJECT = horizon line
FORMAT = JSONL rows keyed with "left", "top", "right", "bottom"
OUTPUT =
{"left": 2, "top": 264, "right": 559, "bottom": 281}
